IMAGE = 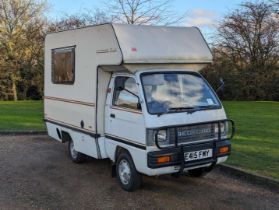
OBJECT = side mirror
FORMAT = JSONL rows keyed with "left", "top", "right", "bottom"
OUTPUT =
{"left": 216, "top": 78, "right": 225, "bottom": 93}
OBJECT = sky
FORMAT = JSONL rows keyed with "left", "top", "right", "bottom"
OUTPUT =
{"left": 46, "top": 0, "right": 249, "bottom": 40}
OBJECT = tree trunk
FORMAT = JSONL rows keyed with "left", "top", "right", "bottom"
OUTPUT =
{"left": 11, "top": 74, "right": 18, "bottom": 101}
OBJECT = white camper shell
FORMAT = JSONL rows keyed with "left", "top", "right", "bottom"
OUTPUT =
{"left": 44, "top": 24, "right": 235, "bottom": 191}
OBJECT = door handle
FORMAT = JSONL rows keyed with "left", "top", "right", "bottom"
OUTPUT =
{"left": 110, "top": 113, "right": 115, "bottom": 118}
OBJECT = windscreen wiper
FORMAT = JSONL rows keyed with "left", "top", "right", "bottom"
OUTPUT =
{"left": 157, "top": 107, "right": 197, "bottom": 117}
{"left": 196, "top": 105, "right": 219, "bottom": 110}
{"left": 156, "top": 105, "right": 219, "bottom": 117}
{"left": 169, "top": 107, "right": 198, "bottom": 114}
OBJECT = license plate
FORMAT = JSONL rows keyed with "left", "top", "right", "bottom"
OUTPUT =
{"left": 184, "top": 149, "right": 213, "bottom": 162}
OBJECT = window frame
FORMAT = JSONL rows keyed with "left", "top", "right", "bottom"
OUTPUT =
{"left": 112, "top": 76, "right": 141, "bottom": 111}
{"left": 140, "top": 71, "right": 222, "bottom": 115}
{"left": 51, "top": 45, "right": 76, "bottom": 85}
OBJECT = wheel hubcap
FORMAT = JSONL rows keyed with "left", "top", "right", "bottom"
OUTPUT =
{"left": 118, "top": 159, "right": 131, "bottom": 185}
{"left": 70, "top": 141, "right": 78, "bottom": 159}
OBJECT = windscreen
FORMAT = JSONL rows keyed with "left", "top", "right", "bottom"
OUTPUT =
{"left": 141, "top": 72, "right": 221, "bottom": 115}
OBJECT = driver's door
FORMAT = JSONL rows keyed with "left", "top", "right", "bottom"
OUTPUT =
{"left": 105, "top": 76, "right": 145, "bottom": 146}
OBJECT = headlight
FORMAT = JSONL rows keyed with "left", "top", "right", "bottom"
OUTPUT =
{"left": 157, "top": 129, "right": 170, "bottom": 146}
{"left": 146, "top": 129, "right": 170, "bottom": 146}
{"left": 157, "top": 130, "right": 167, "bottom": 142}
{"left": 215, "top": 122, "right": 228, "bottom": 139}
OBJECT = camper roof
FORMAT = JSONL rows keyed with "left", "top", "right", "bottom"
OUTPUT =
{"left": 112, "top": 24, "right": 212, "bottom": 64}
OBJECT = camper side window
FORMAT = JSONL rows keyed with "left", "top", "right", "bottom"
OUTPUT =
{"left": 113, "top": 77, "right": 141, "bottom": 110}
{"left": 52, "top": 46, "right": 75, "bottom": 84}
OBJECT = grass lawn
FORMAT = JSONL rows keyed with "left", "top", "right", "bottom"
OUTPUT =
{"left": 0, "top": 100, "right": 45, "bottom": 131}
{"left": 223, "top": 101, "right": 279, "bottom": 180}
{"left": 0, "top": 100, "right": 278, "bottom": 179}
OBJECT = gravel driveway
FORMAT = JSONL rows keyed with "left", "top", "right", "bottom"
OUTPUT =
{"left": 0, "top": 135, "right": 278, "bottom": 210}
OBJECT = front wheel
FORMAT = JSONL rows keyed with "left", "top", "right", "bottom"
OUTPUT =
{"left": 68, "top": 140, "right": 86, "bottom": 163}
{"left": 116, "top": 152, "right": 142, "bottom": 191}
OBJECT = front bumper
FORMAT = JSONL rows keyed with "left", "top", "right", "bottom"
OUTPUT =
{"left": 147, "top": 140, "right": 231, "bottom": 169}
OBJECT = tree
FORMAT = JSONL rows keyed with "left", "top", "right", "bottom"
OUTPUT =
{"left": 48, "top": 9, "right": 111, "bottom": 32}
{"left": 48, "top": 0, "right": 185, "bottom": 33}
{"left": 105, "top": 0, "right": 184, "bottom": 25}
{"left": 0, "top": 0, "right": 46, "bottom": 100}
{"left": 203, "top": 1, "right": 279, "bottom": 100}
{"left": 216, "top": 1, "right": 279, "bottom": 69}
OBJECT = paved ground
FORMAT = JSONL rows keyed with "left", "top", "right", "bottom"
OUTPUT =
{"left": 0, "top": 135, "right": 278, "bottom": 210}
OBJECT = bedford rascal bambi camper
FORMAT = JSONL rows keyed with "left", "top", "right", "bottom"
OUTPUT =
{"left": 44, "top": 24, "right": 235, "bottom": 191}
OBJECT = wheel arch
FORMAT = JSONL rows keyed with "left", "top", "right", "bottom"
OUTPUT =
{"left": 61, "top": 130, "right": 72, "bottom": 143}
{"left": 114, "top": 146, "right": 131, "bottom": 164}
{"left": 112, "top": 144, "right": 147, "bottom": 175}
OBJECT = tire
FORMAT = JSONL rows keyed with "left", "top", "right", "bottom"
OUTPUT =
{"left": 188, "top": 166, "right": 213, "bottom": 177}
{"left": 116, "top": 152, "right": 142, "bottom": 191}
{"left": 68, "top": 140, "right": 86, "bottom": 163}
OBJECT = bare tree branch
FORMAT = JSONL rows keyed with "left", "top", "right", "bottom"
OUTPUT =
{"left": 214, "top": 1, "right": 279, "bottom": 69}
{"left": 105, "top": 0, "right": 185, "bottom": 25}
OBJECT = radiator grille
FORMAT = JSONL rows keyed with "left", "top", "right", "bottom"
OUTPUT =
{"left": 169, "top": 123, "right": 215, "bottom": 144}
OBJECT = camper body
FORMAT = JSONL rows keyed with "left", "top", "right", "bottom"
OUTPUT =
{"left": 44, "top": 24, "right": 235, "bottom": 191}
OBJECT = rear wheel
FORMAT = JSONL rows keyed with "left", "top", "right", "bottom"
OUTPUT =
{"left": 68, "top": 140, "right": 86, "bottom": 163}
{"left": 116, "top": 152, "right": 142, "bottom": 191}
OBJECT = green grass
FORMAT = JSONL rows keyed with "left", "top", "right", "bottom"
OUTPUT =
{"left": 0, "top": 100, "right": 278, "bottom": 179}
{"left": 0, "top": 100, "right": 45, "bottom": 131}
{"left": 223, "top": 101, "right": 279, "bottom": 180}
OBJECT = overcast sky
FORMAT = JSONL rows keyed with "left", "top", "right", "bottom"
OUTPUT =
{"left": 46, "top": 0, "right": 252, "bottom": 40}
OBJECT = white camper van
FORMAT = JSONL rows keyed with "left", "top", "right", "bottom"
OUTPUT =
{"left": 44, "top": 24, "right": 235, "bottom": 191}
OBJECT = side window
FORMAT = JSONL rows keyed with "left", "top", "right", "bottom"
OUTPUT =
{"left": 113, "top": 77, "right": 141, "bottom": 110}
{"left": 52, "top": 46, "right": 75, "bottom": 84}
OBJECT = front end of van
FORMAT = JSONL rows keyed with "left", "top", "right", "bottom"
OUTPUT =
{"left": 145, "top": 119, "right": 234, "bottom": 176}
{"left": 137, "top": 69, "right": 235, "bottom": 176}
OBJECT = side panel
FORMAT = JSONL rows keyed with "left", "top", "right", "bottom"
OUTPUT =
{"left": 45, "top": 99, "right": 95, "bottom": 133}
{"left": 70, "top": 131, "right": 98, "bottom": 158}
{"left": 97, "top": 137, "right": 109, "bottom": 158}
{"left": 44, "top": 24, "right": 122, "bottom": 136}
{"left": 46, "top": 122, "right": 99, "bottom": 158}
{"left": 96, "top": 69, "right": 112, "bottom": 135}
